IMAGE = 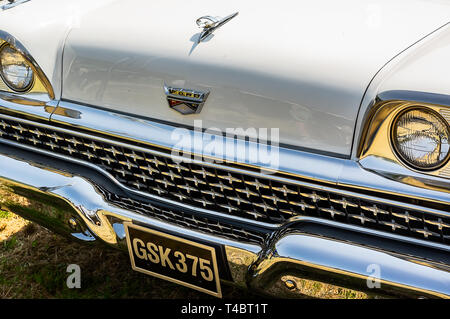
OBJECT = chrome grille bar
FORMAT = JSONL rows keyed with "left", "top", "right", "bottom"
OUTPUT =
{"left": 95, "top": 187, "right": 267, "bottom": 244}
{"left": 1, "top": 115, "right": 450, "bottom": 245}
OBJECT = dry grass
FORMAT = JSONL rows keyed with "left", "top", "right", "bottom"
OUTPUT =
{"left": 0, "top": 211, "right": 369, "bottom": 299}
{"left": 0, "top": 211, "right": 255, "bottom": 299}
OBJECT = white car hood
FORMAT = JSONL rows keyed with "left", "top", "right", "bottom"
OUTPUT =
{"left": 3, "top": 0, "right": 450, "bottom": 155}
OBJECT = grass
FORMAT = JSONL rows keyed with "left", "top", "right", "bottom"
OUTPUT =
{"left": 0, "top": 210, "right": 369, "bottom": 299}
{"left": 0, "top": 210, "right": 11, "bottom": 219}
{"left": 0, "top": 210, "right": 256, "bottom": 298}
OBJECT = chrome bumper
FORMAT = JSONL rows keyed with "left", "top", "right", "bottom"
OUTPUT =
{"left": 0, "top": 92, "right": 450, "bottom": 298}
{"left": 1, "top": 150, "right": 450, "bottom": 298}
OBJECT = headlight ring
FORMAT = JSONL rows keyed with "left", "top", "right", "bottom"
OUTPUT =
{"left": 0, "top": 43, "right": 34, "bottom": 92}
{"left": 391, "top": 107, "right": 450, "bottom": 171}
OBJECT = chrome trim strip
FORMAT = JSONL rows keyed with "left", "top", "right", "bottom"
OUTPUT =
{"left": 285, "top": 216, "right": 450, "bottom": 252}
{"left": 48, "top": 101, "right": 450, "bottom": 205}
{"left": 0, "top": 153, "right": 261, "bottom": 253}
{"left": 251, "top": 233, "right": 450, "bottom": 298}
{"left": 378, "top": 90, "right": 450, "bottom": 108}
{"left": 0, "top": 91, "right": 57, "bottom": 120}
{"left": 50, "top": 100, "right": 346, "bottom": 183}
{"left": 0, "top": 98, "right": 448, "bottom": 247}
{"left": 3, "top": 111, "right": 450, "bottom": 219}
{"left": 1, "top": 112, "right": 450, "bottom": 251}
{"left": 0, "top": 137, "right": 277, "bottom": 229}
{"left": 360, "top": 155, "right": 450, "bottom": 191}
{"left": 3, "top": 137, "right": 450, "bottom": 252}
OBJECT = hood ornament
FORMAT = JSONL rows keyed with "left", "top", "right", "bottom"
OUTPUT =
{"left": 196, "top": 12, "right": 239, "bottom": 43}
{"left": 2, "top": 0, "right": 30, "bottom": 11}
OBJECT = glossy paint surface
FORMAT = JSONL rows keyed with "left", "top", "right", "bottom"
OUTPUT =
{"left": 351, "top": 23, "right": 450, "bottom": 160}
{"left": 0, "top": 0, "right": 117, "bottom": 99}
{"left": 1, "top": 0, "right": 450, "bottom": 155}
{"left": 377, "top": 25, "right": 450, "bottom": 97}
{"left": 61, "top": 0, "right": 450, "bottom": 155}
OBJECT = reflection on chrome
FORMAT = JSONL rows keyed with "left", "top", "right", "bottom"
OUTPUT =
{"left": 1, "top": 151, "right": 450, "bottom": 298}
{"left": 0, "top": 87, "right": 450, "bottom": 298}
{"left": 393, "top": 108, "right": 449, "bottom": 170}
{"left": 0, "top": 44, "right": 34, "bottom": 92}
{"left": 1, "top": 0, "right": 31, "bottom": 11}
{"left": 358, "top": 93, "right": 450, "bottom": 187}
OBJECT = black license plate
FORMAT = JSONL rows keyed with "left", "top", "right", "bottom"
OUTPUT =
{"left": 124, "top": 223, "right": 222, "bottom": 297}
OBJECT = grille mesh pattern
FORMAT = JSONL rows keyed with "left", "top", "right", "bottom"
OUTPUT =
{"left": 1, "top": 117, "right": 450, "bottom": 245}
{"left": 96, "top": 187, "right": 266, "bottom": 244}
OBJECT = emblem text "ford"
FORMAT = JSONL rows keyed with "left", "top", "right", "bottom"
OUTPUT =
{"left": 164, "top": 85, "right": 209, "bottom": 115}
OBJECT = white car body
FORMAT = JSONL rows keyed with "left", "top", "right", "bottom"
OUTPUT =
{"left": 1, "top": 0, "right": 450, "bottom": 155}
{"left": 0, "top": 0, "right": 450, "bottom": 298}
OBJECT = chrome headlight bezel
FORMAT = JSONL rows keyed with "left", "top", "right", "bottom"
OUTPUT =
{"left": 390, "top": 106, "right": 450, "bottom": 171}
{"left": 0, "top": 30, "right": 55, "bottom": 100}
{"left": 358, "top": 98, "right": 450, "bottom": 186}
{"left": 0, "top": 43, "right": 35, "bottom": 93}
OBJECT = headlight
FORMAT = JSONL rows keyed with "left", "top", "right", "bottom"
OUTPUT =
{"left": 392, "top": 108, "right": 450, "bottom": 170}
{"left": 0, "top": 44, "right": 34, "bottom": 92}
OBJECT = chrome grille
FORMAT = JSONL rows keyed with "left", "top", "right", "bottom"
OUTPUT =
{"left": 1, "top": 116, "right": 450, "bottom": 245}
{"left": 96, "top": 187, "right": 267, "bottom": 244}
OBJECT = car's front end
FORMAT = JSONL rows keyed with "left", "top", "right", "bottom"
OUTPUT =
{"left": 0, "top": 0, "right": 449, "bottom": 298}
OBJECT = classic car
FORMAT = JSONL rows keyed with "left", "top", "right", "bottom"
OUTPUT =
{"left": 0, "top": 0, "right": 449, "bottom": 298}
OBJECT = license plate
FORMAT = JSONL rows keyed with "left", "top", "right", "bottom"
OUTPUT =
{"left": 124, "top": 222, "right": 222, "bottom": 297}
